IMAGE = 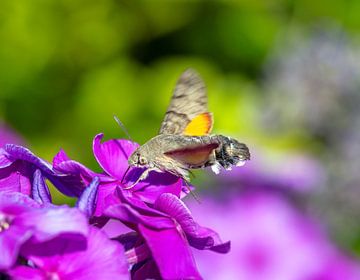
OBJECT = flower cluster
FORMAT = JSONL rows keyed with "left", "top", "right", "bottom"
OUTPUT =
{"left": 0, "top": 133, "right": 229, "bottom": 279}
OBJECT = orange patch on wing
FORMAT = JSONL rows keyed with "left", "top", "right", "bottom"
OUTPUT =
{"left": 183, "top": 112, "right": 213, "bottom": 136}
{"left": 165, "top": 143, "right": 218, "bottom": 166}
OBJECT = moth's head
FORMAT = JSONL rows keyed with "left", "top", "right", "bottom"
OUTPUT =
{"left": 128, "top": 149, "right": 149, "bottom": 168}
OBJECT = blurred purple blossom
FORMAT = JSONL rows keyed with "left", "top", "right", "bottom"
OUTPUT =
{"left": 189, "top": 193, "right": 360, "bottom": 280}
{"left": 9, "top": 226, "right": 129, "bottom": 280}
{"left": 0, "top": 192, "right": 89, "bottom": 271}
{"left": 210, "top": 148, "right": 326, "bottom": 194}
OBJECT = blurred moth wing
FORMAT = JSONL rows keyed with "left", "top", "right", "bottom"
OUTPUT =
{"left": 159, "top": 69, "right": 213, "bottom": 135}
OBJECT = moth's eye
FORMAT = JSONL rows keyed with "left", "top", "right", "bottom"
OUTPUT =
{"left": 139, "top": 156, "right": 147, "bottom": 165}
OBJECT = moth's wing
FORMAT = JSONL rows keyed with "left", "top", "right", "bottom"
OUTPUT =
{"left": 160, "top": 69, "right": 213, "bottom": 135}
{"left": 183, "top": 112, "right": 213, "bottom": 136}
{"left": 164, "top": 143, "right": 219, "bottom": 166}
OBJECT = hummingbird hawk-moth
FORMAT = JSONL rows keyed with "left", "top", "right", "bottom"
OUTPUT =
{"left": 125, "top": 69, "right": 250, "bottom": 188}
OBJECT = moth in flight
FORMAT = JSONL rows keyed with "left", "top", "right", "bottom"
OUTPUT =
{"left": 125, "top": 69, "right": 250, "bottom": 188}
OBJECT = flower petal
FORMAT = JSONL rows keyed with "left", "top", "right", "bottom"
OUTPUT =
{"left": 155, "top": 193, "right": 230, "bottom": 252}
{"left": 53, "top": 149, "right": 97, "bottom": 183}
{"left": 139, "top": 224, "right": 202, "bottom": 280}
{"left": 93, "top": 182, "right": 118, "bottom": 217}
{"left": 103, "top": 203, "right": 173, "bottom": 230}
{"left": 32, "top": 169, "right": 51, "bottom": 205}
{"left": 93, "top": 133, "right": 138, "bottom": 180}
{"left": 76, "top": 177, "right": 99, "bottom": 218}
{"left": 0, "top": 148, "right": 14, "bottom": 168}
{"left": 16, "top": 206, "right": 89, "bottom": 244}
{"left": 8, "top": 266, "right": 46, "bottom": 280}
{"left": 28, "top": 226, "right": 130, "bottom": 280}
{"left": 0, "top": 225, "right": 33, "bottom": 270}
{"left": 115, "top": 187, "right": 168, "bottom": 218}
{"left": 52, "top": 149, "right": 101, "bottom": 197}
{"left": 129, "top": 170, "right": 183, "bottom": 204}
{"left": 0, "top": 162, "right": 32, "bottom": 195}
{"left": 0, "top": 191, "right": 40, "bottom": 213}
{"left": 4, "top": 145, "right": 53, "bottom": 174}
{"left": 2, "top": 145, "right": 85, "bottom": 197}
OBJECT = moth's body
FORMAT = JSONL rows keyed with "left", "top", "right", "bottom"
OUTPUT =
{"left": 129, "top": 133, "right": 249, "bottom": 182}
{"left": 129, "top": 134, "right": 216, "bottom": 180}
{"left": 126, "top": 69, "right": 250, "bottom": 187}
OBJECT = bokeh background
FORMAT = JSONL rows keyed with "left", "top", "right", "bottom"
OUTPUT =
{"left": 2, "top": 1, "right": 360, "bottom": 279}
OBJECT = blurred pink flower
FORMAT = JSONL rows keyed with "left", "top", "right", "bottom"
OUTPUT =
{"left": 188, "top": 193, "right": 360, "bottom": 280}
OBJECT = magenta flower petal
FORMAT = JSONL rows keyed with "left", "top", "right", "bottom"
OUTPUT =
{"left": 52, "top": 148, "right": 70, "bottom": 165}
{"left": 155, "top": 193, "right": 230, "bottom": 252}
{"left": 16, "top": 206, "right": 89, "bottom": 244}
{"left": 0, "top": 225, "right": 33, "bottom": 270}
{"left": 93, "top": 133, "right": 139, "bottom": 180}
{"left": 129, "top": 171, "right": 183, "bottom": 204}
{"left": 8, "top": 266, "right": 46, "bottom": 280}
{"left": 104, "top": 203, "right": 174, "bottom": 230}
{"left": 113, "top": 187, "right": 168, "bottom": 218}
{"left": 139, "top": 224, "right": 202, "bottom": 280}
{"left": 0, "top": 192, "right": 39, "bottom": 270}
{"left": 93, "top": 182, "right": 117, "bottom": 217}
{"left": 20, "top": 226, "right": 130, "bottom": 280}
{"left": 0, "top": 191, "right": 40, "bottom": 213}
{"left": 103, "top": 190, "right": 173, "bottom": 230}
{"left": 53, "top": 149, "right": 98, "bottom": 183}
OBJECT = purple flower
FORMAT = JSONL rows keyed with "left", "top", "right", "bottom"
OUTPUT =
{"left": 8, "top": 226, "right": 130, "bottom": 280}
{"left": 0, "top": 144, "right": 85, "bottom": 198}
{"left": 53, "top": 133, "right": 185, "bottom": 217}
{"left": 104, "top": 188, "right": 229, "bottom": 279}
{"left": 188, "top": 193, "right": 360, "bottom": 280}
{"left": 0, "top": 191, "right": 89, "bottom": 271}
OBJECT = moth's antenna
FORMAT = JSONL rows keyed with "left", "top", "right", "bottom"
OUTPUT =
{"left": 114, "top": 115, "right": 133, "bottom": 142}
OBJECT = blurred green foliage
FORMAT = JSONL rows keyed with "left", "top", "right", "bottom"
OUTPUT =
{"left": 3, "top": 0, "right": 360, "bottom": 167}
{"left": 0, "top": 0, "right": 357, "bottom": 161}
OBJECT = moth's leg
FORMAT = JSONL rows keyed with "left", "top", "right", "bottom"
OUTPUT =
{"left": 123, "top": 168, "right": 154, "bottom": 190}
{"left": 182, "top": 179, "right": 201, "bottom": 204}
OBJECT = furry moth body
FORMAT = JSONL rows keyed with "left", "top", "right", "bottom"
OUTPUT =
{"left": 126, "top": 69, "right": 250, "bottom": 187}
